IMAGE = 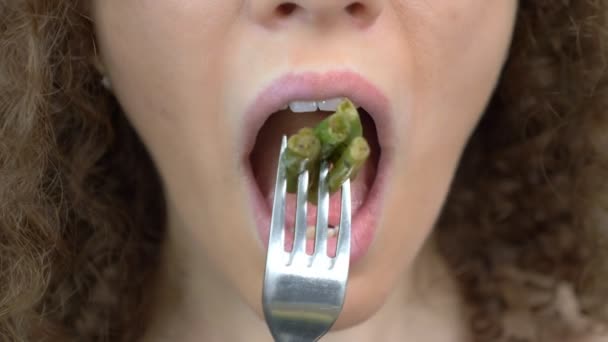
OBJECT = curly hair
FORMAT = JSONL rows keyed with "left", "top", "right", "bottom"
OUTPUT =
{"left": 0, "top": 1, "right": 607, "bottom": 341}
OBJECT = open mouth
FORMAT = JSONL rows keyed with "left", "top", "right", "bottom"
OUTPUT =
{"left": 241, "top": 71, "right": 393, "bottom": 264}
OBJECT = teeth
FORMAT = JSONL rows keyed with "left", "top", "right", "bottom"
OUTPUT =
{"left": 328, "top": 227, "right": 338, "bottom": 238}
{"left": 317, "top": 98, "right": 344, "bottom": 112}
{"left": 289, "top": 101, "right": 318, "bottom": 113}
{"left": 287, "top": 97, "right": 360, "bottom": 113}
{"left": 305, "top": 225, "right": 339, "bottom": 240}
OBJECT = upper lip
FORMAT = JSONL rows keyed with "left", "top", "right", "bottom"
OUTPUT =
{"left": 239, "top": 70, "right": 393, "bottom": 158}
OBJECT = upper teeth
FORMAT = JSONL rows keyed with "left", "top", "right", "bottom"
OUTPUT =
{"left": 286, "top": 98, "right": 357, "bottom": 113}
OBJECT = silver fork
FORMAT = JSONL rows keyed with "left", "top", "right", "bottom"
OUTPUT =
{"left": 262, "top": 135, "right": 351, "bottom": 342}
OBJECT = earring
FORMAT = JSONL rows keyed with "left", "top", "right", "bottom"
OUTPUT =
{"left": 101, "top": 75, "right": 112, "bottom": 91}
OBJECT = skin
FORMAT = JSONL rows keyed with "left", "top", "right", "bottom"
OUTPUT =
{"left": 92, "top": 1, "right": 518, "bottom": 341}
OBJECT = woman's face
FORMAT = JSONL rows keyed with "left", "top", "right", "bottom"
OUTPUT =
{"left": 93, "top": 0, "right": 517, "bottom": 328}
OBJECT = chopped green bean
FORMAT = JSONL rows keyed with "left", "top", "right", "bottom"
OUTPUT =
{"left": 282, "top": 98, "right": 369, "bottom": 201}
{"left": 314, "top": 111, "right": 350, "bottom": 160}
{"left": 337, "top": 99, "right": 363, "bottom": 141}
{"left": 327, "top": 99, "right": 363, "bottom": 163}
{"left": 305, "top": 160, "right": 321, "bottom": 205}
{"left": 327, "top": 136, "right": 370, "bottom": 194}
{"left": 284, "top": 128, "right": 321, "bottom": 193}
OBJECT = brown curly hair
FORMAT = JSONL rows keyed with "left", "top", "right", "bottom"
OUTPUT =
{"left": 0, "top": 1, "right": 607, "bottom": 341}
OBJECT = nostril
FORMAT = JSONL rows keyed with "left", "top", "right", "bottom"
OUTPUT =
{"left": 258, "top": 0, "right": 381, "bottom": 28}
{"left": 345, "top": 2, "right": 365, "bottom": 17}
{"left": 276, "top": 2, "right": 298, "bottom": 17}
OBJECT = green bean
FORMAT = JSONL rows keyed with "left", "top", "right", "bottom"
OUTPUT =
{"left": 327, "top": 136, "right": 370, "bottom": 194}
{"left": 337, "top": 99, "right": 363, "bottom": 141}
{"left": 314, "top": 111, "right": 351, "bottom": 160}
{"left": 284, "top": 128, "right": 321, "bottom": 193}
{"left": 282, "top": 98, "right": 368, "bottom": 201}
{"left": 305, "top": 160, "right": 321, "bottom": 205}
{"left": 327, "top": 99, "right": 363, "bottom": 163}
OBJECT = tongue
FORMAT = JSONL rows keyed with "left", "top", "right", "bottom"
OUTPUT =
{"left": 250, "top": 109, "right": 378, "bottom": 230}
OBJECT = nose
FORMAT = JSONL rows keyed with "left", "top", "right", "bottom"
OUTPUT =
{"left": 249, "top": 0, "right": 383, "bottom": 29}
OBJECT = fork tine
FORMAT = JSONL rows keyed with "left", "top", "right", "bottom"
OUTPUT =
{"left": 291, "top": 169, "right": 309, "bottom": 258}
{"left": 334, "top": 179, "right": 351, "bottom": 268}
{"left": 314, "top": 160, "right": 330, "bottom": 258}
{"left": 267, "top": 135, "right": 287, "bottom": 261}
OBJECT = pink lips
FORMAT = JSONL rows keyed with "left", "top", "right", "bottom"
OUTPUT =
{"left": 241, "top": 70, "right": 394, "bottom": 265}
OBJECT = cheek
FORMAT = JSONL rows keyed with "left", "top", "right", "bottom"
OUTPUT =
{"left": 92, "top": 1, "right": 244, "bottom": 195}
{"left": 406, "top": 1, "right": 517, "bottom": 166}
{"left": 92, "top": 2, "right": 261, "bottom": 282}
{"left": 363, "top": 0, "right": 517, "bottom": 274}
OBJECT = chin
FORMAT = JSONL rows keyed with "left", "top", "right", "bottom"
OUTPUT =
{"left": 332, "top": 282, "right": 392, "bottom": 330}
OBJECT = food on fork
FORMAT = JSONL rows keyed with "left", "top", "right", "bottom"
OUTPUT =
{"left": 313, "top": 103, "right": 351, "bottom": 159}
{"left": 284, "top": 127, "right": 322, "bottom": 193}
{"left": 327, "top": 136, "right": 370, "bottom": 194}
{"left": 284, "top": 98, "right": 370, "bottom": 204}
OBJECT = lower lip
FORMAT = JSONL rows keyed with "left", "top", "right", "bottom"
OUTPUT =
{"left": 243, "top": 153, "right": 391, "bottom": 265}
